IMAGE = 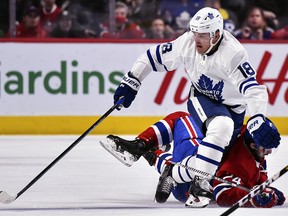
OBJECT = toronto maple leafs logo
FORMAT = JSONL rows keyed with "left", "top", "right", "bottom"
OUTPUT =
{"left": 207, "top": 13, "right": 214, "bottom": 20}
{"left": 196, "top": 74, "right": 224, "bottom": 103}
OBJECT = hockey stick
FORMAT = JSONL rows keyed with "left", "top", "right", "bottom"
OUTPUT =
{"left": 158, "top": 156, "right": 250, "bottom": 192}
{"left": 219, "top": 165, "right": 288, "bottom": 216}
{"left": 0, "top": 97, "right": 125, "bottom": 204}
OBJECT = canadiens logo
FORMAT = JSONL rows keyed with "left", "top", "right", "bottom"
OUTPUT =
{"left": 195, "top": 74, "right": 224, "bottom": 102}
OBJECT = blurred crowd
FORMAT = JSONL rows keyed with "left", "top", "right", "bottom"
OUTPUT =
{"left": 0, "top": 0, "right": 288, "bottom": 40}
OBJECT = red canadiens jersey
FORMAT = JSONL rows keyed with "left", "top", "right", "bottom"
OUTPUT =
{"left": 213, "top": 132, "right": 267, "bottom": 207}
{"left": 40, "top": 5, "right": 62, "bottom": 25}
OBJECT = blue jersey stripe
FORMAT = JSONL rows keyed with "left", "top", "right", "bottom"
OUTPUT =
{"left": 157, "top": 153, "right": 171, "bottom": 172}
{"left": 156, "top": 45, "right": 169, "bottom": 71}
{"left": 239, "top": 77, "right": 256, "bottom": 93}
{"left": 146, "top": 49, "right": 157, "bottom": 71}
{"left": 184, "top": 156, "right": 194, "bottom": 180}
{"left": 196, "top": 154, "right": 220, "bottom": 166}
{"left": 154, "top": 121, "right": 170, "bottom": 145}
{"left": 177, "top": 165, "right": 185, "bottom": 182}
{"left": 200, "top": 141, "right": 224, "bottom": 153}
{"left": 156, "top": 45, "right": 162, "bottom": 64}
{"left": 214, "top": 183, "right": 232, "bottom": 197}
{"left": 243, "top": 83, "right": 259, "bottom": 94}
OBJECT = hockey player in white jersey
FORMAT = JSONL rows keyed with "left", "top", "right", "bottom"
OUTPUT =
{"left": 112, "top": 7, "right": 276, "bottom": 207}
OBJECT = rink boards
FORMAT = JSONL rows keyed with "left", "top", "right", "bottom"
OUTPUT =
{"left": 0, "top": 40, "right": 287, "bottom": 134}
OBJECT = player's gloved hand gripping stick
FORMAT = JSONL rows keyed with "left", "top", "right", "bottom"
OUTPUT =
{"left": 114, "top": 71, "right": 141, "bottom": 110}
{"left": 220, "top": 165, "right": 288, "bottom": 216}
{"left": 0, "top": 97, "right": 125, "bottom": 204}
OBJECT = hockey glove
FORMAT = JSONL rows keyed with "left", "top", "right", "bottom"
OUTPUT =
{"left": 250, "top": 187, "right": 278, "bottom": 208}
{"left": 246, "top": 114, "right": 281, "bottom": 149}
{"left": 269, "top": 187, "right": 286, "bottom": 206}
{"left": 114, "top": 71, "right": 141, "bottom": 109}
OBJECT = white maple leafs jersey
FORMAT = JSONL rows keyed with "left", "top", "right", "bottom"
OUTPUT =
{"left": 131, "top": 30, "right": 268, "bottom": 116}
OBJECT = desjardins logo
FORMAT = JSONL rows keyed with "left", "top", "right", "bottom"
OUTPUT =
{"left": 3, "top": 60, "right": 124, "bottom": 95}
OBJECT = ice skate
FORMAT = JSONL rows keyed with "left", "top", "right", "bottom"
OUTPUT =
{"left": 100, "top": 134, "right": 150, "bottom": 166}
{"left": 107, "top": 134, "right": 148, "bottom": 155}
{"left": 155, "top": 164, "right": 176, "bottom": 203}
{"left": 99, "top": 136, "right": 138, "bottom": 167}
{"left": 185, "top": 176, "right": 213, "bottom": 208}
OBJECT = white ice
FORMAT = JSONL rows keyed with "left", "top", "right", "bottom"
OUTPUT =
{"left": 0, "top": 135, "right": 287, "bottom": 216}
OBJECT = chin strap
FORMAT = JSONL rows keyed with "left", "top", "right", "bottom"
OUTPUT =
{"left": 204, "top": 32, "right": 223, "bottom": 55}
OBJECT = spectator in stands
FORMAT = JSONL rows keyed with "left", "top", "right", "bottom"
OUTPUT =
{"left": 49, "top": 10, "right": 96, "bottom": 38}
{"left": 120, "top": 0, "right": 161, "bottom": 32}
{"left": 234, "top": 7, "right": 274, "bottom": 40}
{"left": 158, "top": 0, "right": 205, "bottom": 37}
{"left": 244, "top": 0, "right": 281, "bottom": 30}
{"left": 65, "top": 0, "right": 102, "bottom": 38}
{"left": 145, "top": 17, "right": 175, "bottom": 39}
{"left": 14, "top": 5, "right": 47, "bottom": 38}
{"left": 100, "top": 1, "right": 145, "bottom": 39}
{"left": 39, "top": 0, "right": 62, "bottom": 33}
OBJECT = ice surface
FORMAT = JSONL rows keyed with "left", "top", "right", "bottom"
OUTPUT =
{"left": 0, "top": 135, "right": 287, "bottom": 216}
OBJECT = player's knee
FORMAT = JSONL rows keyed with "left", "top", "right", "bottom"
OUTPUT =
{"left": 205, "top": 116, "right": 234, "bottom": 146}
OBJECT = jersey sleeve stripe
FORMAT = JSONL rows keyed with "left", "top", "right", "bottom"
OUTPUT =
{"left": 146, "top": 49, "right": 157, "bottom": 71}
{"left": 156, "top": 45, "right": 162, "bottom": 64}
{"left": 214, "top": 183, "right": 232, "bottom": 201}
{"left": 239, "top": 77, "right": 256, "bottom": 94}
{"left": 156, "top": 45, "right": 169, "bottom": 71}
{"left": 243, "top": 83, "right": 259, "bottom": 94}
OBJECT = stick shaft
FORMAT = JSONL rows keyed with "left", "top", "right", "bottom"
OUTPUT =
{"left": 220, "top": 165, "right": 288, "bottom": 216}
{"left": 14, "top": 99, "right": 123, "bottom": 200}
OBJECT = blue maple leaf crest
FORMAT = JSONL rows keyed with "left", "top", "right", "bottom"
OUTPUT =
{"left": 196, "top": 74, "right": 224, "bottom": 103}
{"left": 207, "top": 13, "right": 214, "bottom": 19}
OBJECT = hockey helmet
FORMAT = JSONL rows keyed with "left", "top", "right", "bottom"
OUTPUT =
{"left": 190, "top": 7, "right": 223, "bottom": 38}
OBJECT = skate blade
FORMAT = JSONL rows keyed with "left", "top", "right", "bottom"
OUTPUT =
{"left": 99, "top": 137, "right": 135, "bottom": 167}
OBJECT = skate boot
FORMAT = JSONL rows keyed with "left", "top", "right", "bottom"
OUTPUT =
{"left": 155, "top": 164, "right": 176, "bottom": 203}
{"left": 100, "top": 135, "right": 155, "bottom": 167}
{"left": 185, "top": 176, "right": 214, "bottom": 208}
{"left": 107, "top": 134, "right": 150, "bottom": 158}
{"left": 100, "top": 136, "right": 137, "bottom": 167}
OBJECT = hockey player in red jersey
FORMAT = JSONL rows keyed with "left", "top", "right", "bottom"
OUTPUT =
{"left": 100, "top": 111, "right": 285, "bottom": 208}
{"left": 213, "top": 125, "right": 285, "bottom": 207}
